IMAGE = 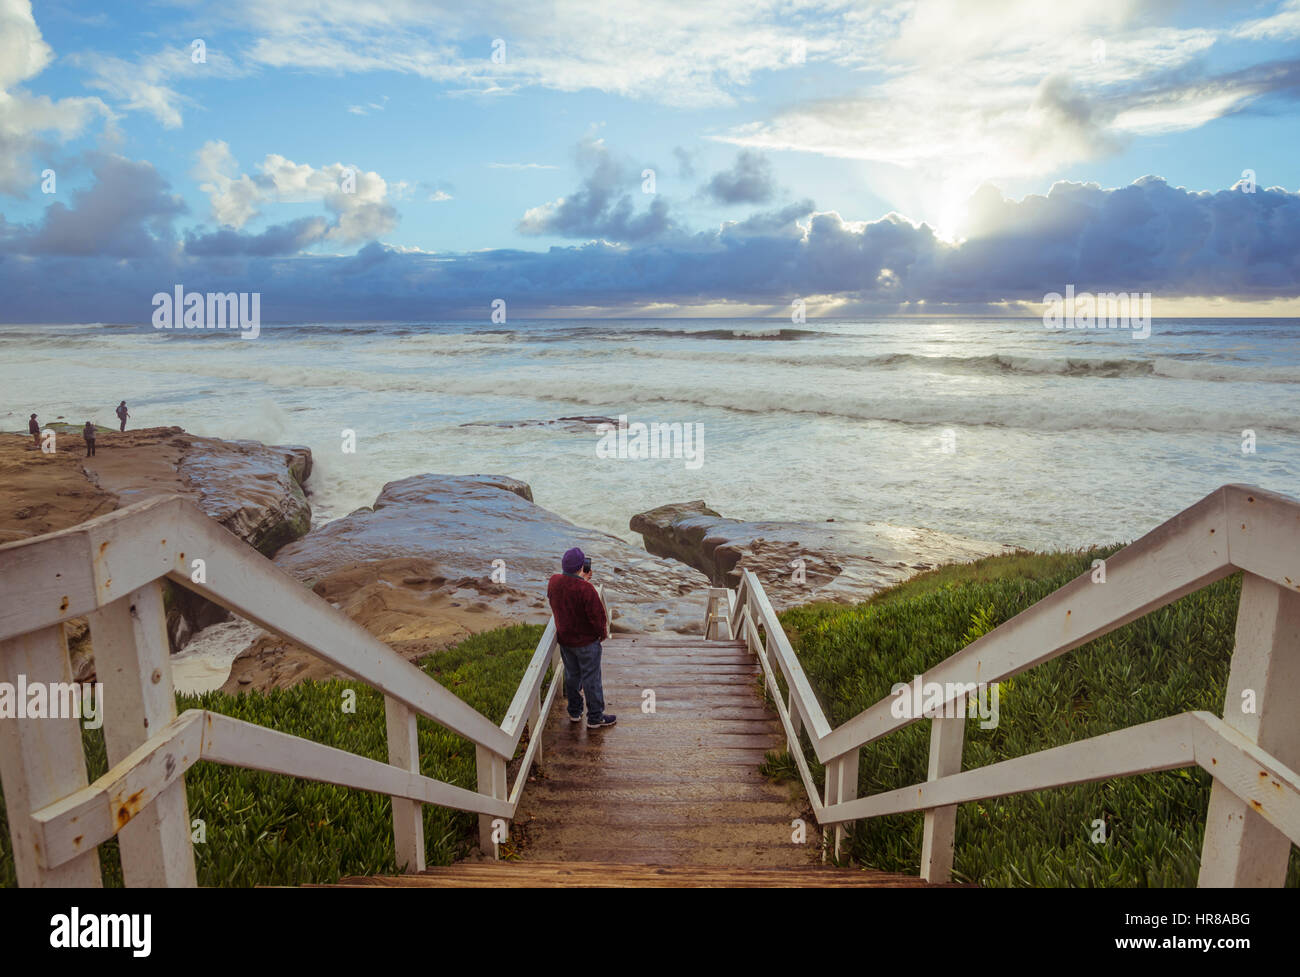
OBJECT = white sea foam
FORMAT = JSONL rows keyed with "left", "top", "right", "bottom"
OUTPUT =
{"left": 2, "top": 317, "right": 1296, "bottom": 550}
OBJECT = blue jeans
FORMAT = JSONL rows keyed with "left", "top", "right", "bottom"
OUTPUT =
{"left": 559, "top": 641, "right": 604, "bottom": 721}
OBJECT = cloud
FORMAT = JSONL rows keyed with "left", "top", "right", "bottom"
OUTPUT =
{"left": 4, "top": 175, "right": 1298, "bottom": 321}
{"left": 230, "top": 0, "right": 832, "bottom": 107}
{"left": 0, "top": 0, "right": 107, "bottom": 196}
{"left": 184, "top": 216, "right": 330, "bottom": 256}
{"left": 74, "top": 42, "right": 245, "bottom": 129}
{"left": 673, "top": 146, "right": 696, "bottom": 179}
{"left": 192, "top": 140, "right": 399, "bottom": 245}
{"left": 0, "top": 152, "right": 186, "bottom": 256}
{"left": 517, "top": 137, "right": 674, "bottom": 241}
{"left": 704, "top": 150, "right": 776, "bottom": 204}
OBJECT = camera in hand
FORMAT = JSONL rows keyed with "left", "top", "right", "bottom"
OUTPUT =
{"left": 583, "top": 557, "right": 592, "bottom": 574}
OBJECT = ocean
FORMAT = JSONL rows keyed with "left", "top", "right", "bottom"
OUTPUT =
{"left": 2, "top": 317, "right": 1297, "bottom": 551}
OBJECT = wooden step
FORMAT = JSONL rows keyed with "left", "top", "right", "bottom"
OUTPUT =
{"left": 324, "top": 861, "right": 954, "bottom": 888}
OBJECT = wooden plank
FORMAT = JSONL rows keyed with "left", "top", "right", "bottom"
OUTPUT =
{"left": 817, "top": 487, "right": 1234, "bottom": 762}
{"left": 0, "top": 533, "right": 96, "bottom": 643}
{"left": 89, "top": 581, "right": 196, "bottom": 886}
{"left": 920, "top": 716, "right": 965, "bottom": 883}
{"left": 500, "top": 620, "right": 556, "bottom": 745}
{"left": 1191, "top": 712, "right": 1300, "bottom": 849}
{"left": 742, "top": 570, "right": 833, "bottom": 744}
{"left": 823, "top": 749, "right": 859, "bottom": 861}
{"left": 198, "top": 710, "right": 512, "bottom": 818}
{"left": 384, "top": 697, "right": 425, "bottom": 873}
{"left": 0, "top": 625, "right": 102, "bottom": 885}
{"left": 1224, "top": 484, "right": 1300, "bottom": 593}
{"left": 1198, "top": 576, "right": 1300, "bottom": 886}
{"left": 0, "top": 495, "right": 185, "bottom": 643}
{"left": 822, "top": 713, "right": 1199, "bottom": 824}
{"left": 33, "top": 711, "right": 204, "bottom": 870}
{"left": 509, "top": 661, "right": 562, "bottom": 807}
{"left": 476, "top": 745, "right": 508, "bottom": 856}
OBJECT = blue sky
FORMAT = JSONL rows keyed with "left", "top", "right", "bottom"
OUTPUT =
{"left": 2, "top": 0, "right": 1299, "bottom": 319}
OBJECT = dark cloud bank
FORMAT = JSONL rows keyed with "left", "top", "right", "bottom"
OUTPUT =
{"left": 1, "top": 152, "right": 1297, "bottom": 321}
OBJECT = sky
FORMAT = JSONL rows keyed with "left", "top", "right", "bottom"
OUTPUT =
{"left": 1, "top": 0, "right": 1299, "bottom": 320}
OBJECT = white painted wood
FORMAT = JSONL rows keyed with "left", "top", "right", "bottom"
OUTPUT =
{"left": 509, "top": 667, "right": 562, "bottom": 807}
{"left": 501, "top": 619, "right": 556, "bottom": 744}
{"left": 920, "top": 716, "right": 966, "bottom": 883}
{"left": 822, "top": 713, "right": 1200, "bottom": 824}
{"left": 741, "top": 571, "right": 833, "bottom": 743}
{"left": 199, "top": 710, "right": 512, "bottom": 818}
{"left": 817, "top": 488, "right": 1235, "bottom": 761}
{"left": 33, "top": 711, "right": 204, "bottom": 870}
{"left": 1224, "top": 484, "right": 1300, "bottom": 594}
{"left": 384, "top": 697, "right": 425, "bottom": 873}
{"left": 0, "top": 625, "right": 103, "bottom": 886}
{"left": 476, "top": 744, "right": 508, "bottom": 856}
{"left": 1198, "top": 576, "right": 1300, "bottom": 887}
{"left": 0, "top": 534, "right": 97, "bottom": 643}
{"left": 169, "top": 503, "right": 514, "bottom": 756}
{"left": 822, "top": 750, "right": 859, "bottom": 861}
{"left": 1191, "top": 712, "right": 1300, "bottom": 848}
{"left": 753, "top": 639, "right": 824, "bottom": 823}
{"left": 88, "top": 581, "right": 196, "bottom": 886}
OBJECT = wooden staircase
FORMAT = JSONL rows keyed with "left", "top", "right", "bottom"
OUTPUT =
{"left": 328, "top": 860, "right": 946, "bottom": 887}
{"left": 514, "top": 633, "right": 814, "bottom": 867}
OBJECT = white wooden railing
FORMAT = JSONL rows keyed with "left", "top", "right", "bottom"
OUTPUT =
{"left": 704, "top": 483, "right": 1300, "bottom": 887}
{"left": 0, "top": 495, "right": 567, "bottom": 887}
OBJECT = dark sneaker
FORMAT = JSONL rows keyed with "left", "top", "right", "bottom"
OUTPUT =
{"left": 586, "top": 713, "right": 617, "bottom": 728}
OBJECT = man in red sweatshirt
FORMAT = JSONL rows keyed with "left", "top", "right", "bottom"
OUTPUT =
{"left": 547, "top": 547, "right": 616, "bottom": 728}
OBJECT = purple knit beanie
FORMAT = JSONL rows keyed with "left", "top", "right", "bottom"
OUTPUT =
{"left": 561, "top": 547, "right": 585, "bottom": 573}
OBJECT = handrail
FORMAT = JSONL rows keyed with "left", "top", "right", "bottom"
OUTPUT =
{"left": 704, "top": 483, "right": 1300, "bottom": 885}
{"left": 0, "top": 494, "right": 567, "bottom": 885}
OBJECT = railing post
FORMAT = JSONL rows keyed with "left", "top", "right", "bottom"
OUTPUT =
{"left": 763, "top": 631, "right": 782, "bottom": 701}
{"left": 787, "top": 689, "right": 802, "bottom": 743}
{"left": 1199, "top": 575, "right": 1300, "bottom": 887}
{"left": 920, "top": 715, "right": 966, "bottom": 883}
{"left": 476, "top": 745, "right": 508, "bottom": 858}
{"left": 89, "top": 580, "right": 197, "bottom": 887}
{"left": 384, "top": 696, "right": 425, "bottom": 873}
{"left": 528, "top": 686, "right": 545, "bottom": 764}
{"left": 822, "top": 749, "right": 860, "bottom": 862}
{"left": 0, "top": 625, "right": 103, "bottom": 887}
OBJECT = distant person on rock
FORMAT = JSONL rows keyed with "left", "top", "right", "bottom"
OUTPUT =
{"left": 28, "top": 413, "right": 40, "bottom": 448}
{"left": 547, "top": 547, "right": 615, "bottom": 729}
{"left": 116, "top": 401, "right": 129, "bottom": 432}
{"left": 83, "top": 422, "right": 96, "bottom": 457}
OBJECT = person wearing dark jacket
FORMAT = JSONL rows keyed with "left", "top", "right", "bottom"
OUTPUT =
{"left": 82, "top": 422, "right": 96, "bottom": 457}
{"left": 28, "top": 413, "right": 40, "bottom": 449}
{"left": 547, "top": 547, "right": 616, "bottom": 728}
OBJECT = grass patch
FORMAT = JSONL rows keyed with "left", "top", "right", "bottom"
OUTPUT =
{"left": 774, "top": 546, "right": 1300, "bottom": 887}
{"left": 0, "top": 623, "right": 545, "bottom": 887}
